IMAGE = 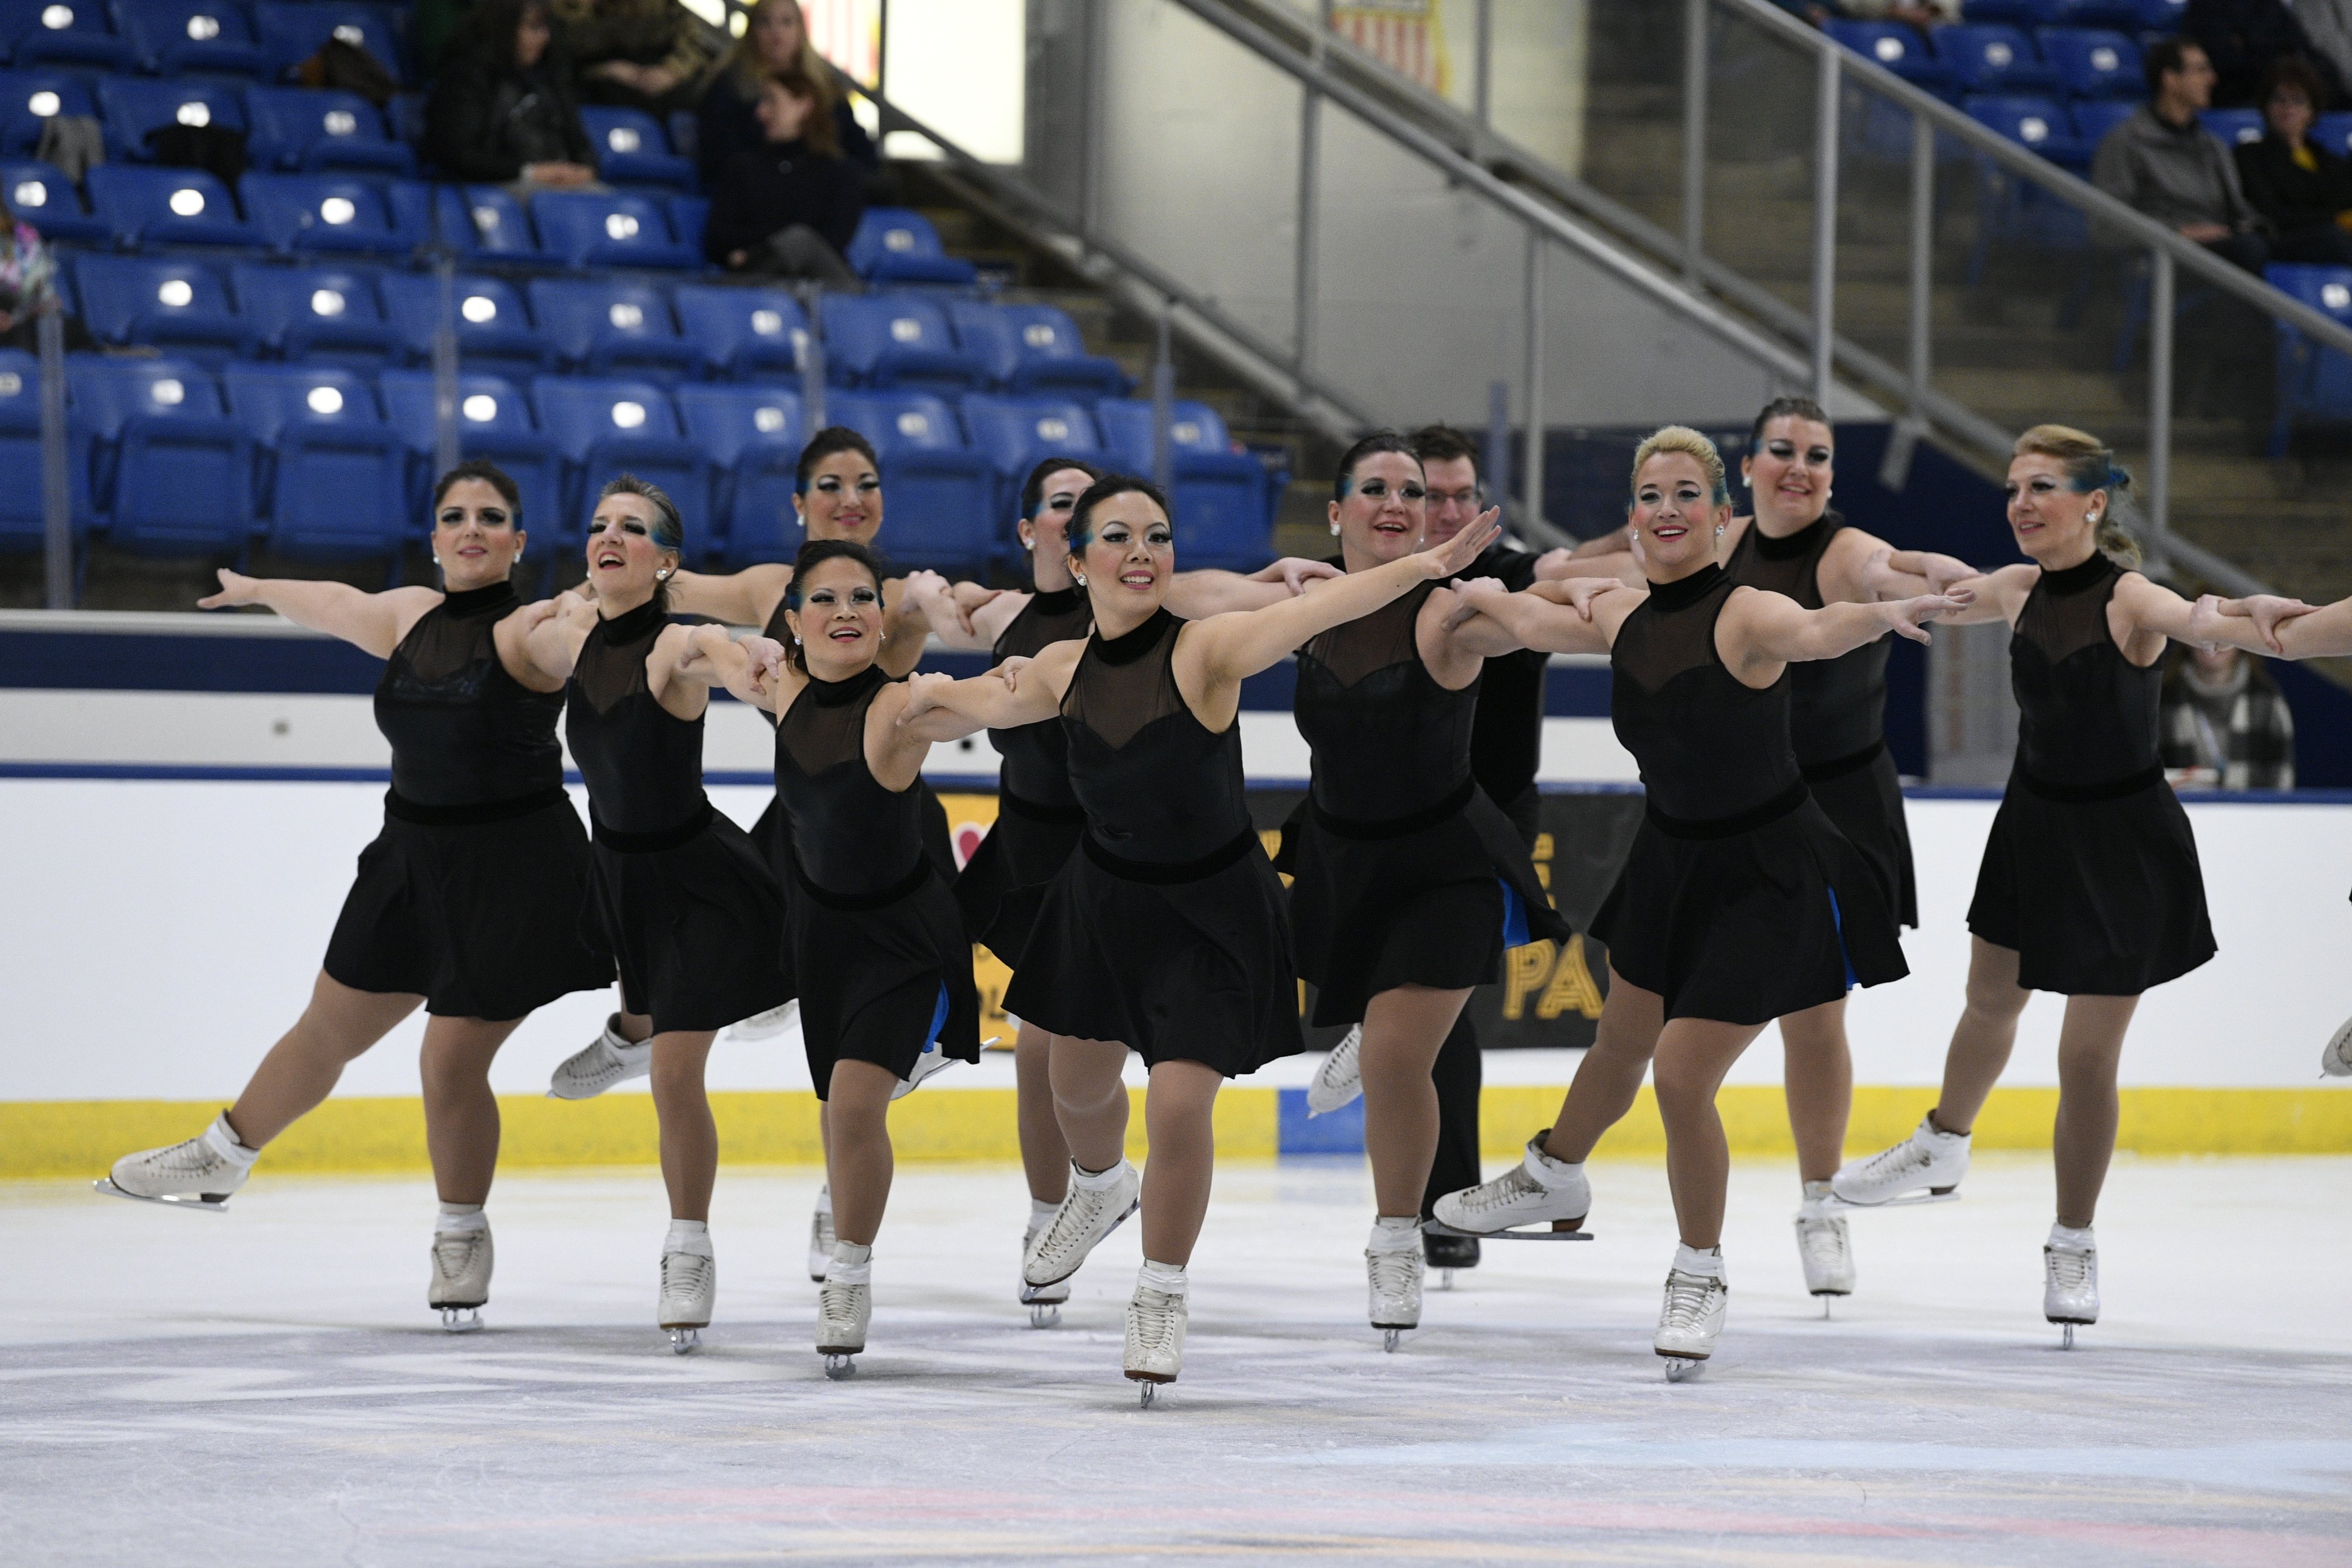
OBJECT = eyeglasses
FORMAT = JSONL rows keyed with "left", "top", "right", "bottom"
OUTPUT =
{"left": 1427, "top": 487, "right": 1483, "bottom": 509}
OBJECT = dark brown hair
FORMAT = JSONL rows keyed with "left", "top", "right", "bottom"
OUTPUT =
{"left": 779, "top": 537, "right": 883, "bottom": 670}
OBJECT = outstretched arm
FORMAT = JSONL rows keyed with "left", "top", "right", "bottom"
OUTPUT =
{"left": 1165, "top": 559, "right": 1340, "bottom": 617}
{"left": 665, "top": 564, "right": 793, "bottom": 629}
{"left": 197, "top": 569, "right": 439, "bottom": 658}
{"left": 1440, "top": 575, "right": 1625, "bottom": 657}
{"left": 895, "top": 639, "right": 1084, "bottom": 734}
{"left": 674, "top": 623, "right": 790, "bottom": 710}
{"left": 2190, "top": 591, "right": 2334, "bottom": 657}
{"left": 898, "top": 570, "right": 1005, "bottom": 652}
{"left": 517, "top": 591, "right": 598, "bottom": 682}
{"left": 1725, "top": 583, "right": 1972, "bottom": 670}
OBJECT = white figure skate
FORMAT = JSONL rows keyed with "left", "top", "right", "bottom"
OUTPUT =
{"left": 817, "top": 1277, "right": 870, "bottom": 1379}
{"left": 2322, "top": 1014, "right": 2352, "bottom": 1078}
{"left": 658, "top": 1248, "right": 715, "bottom": 1355}
{"left": 1829, "top": 1114, "right": 1968, "bottom": 1209}
{"left": 1023, "top": 1160, "right": 1141, "bottom": 1289}
{"left": 1794, "top": 1195, "right": 1855, "bottom": 1314}
{"left": 547, "top": 1015, "right": 652, "bottom": 1101}
{"left": 1020, "top": 1208, "right": 1071, "bottom": 1329}
{"left": 1306, "top": 1025, "right": 1364, "bottom": 1117}
{"left": 890, "top": 1039, "right": 961, "bottom": 1100}
{"left": 429, "top": 1221, "right": 492, "bottom": 1332}
{"left": 2044, "top": 1241, "right": 2099, "bottom": 1349}
{"left": 807, "top": 1187, "right": 835, "bottom": 1282}
{"left": 1655, "top": 1268, "right": 1728, "bottom": 1381}
{"left": 1125, "top": 1283, "right": 1187, "bottom": 1406}
{"left": 97, "top": 1113, "right": 254, "bottom": 1211}
{"left": 1366, "top": 1244, "right": 1423, "bottom": 1352}
{"left": 727, "top": 999, "right": 799, "bottom": 1041}
{"left": 1428, "top": 1133, "right": 1593, "bottom": 1241}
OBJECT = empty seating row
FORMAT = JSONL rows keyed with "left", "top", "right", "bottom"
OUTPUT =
{"left": 1831, "top": 23, "right": 2167, "bottom": 100}
{"left": 2266, "top": 264, "right": 2352, "bottom": 453}
{"left": 1956, "top": 0, "right": 2184, "bottom": 25}
{"left": 0, "top": 1, "right": 406, "bottom": 83}
{"left": 0, "top": 357, "right": 1276, "bottom": 577}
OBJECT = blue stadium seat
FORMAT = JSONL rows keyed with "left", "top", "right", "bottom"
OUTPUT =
{"left": 73, "top": 252, "right": 254, "bottom": 363}
{"left": 1965, "top": 93, "right": 2089, "bottom": 170}
{"left": 2198, "top": 109, "right": 2265, "bottom": 150}
{"left": 668, "top": 192, "right": 707, "bottom": 257}
{"left": 1936, "top": 26, "right": 2057, "bottom": 93}
{"left": 387, "top": 90, "right": 424, "bottom": 145}
{"left": 0, "top": 0, "right": 134, "bottom": 69}
{"left": 826, "top": 389, "right": 997, "bottom": 572}
{"left": 674, "top": 383, "right": 804, "bottom": 562}
{"left": 2128, "top": 0, "right": 2186, "bottom": 28}
{"left": 2038, "top": 28, "right": 2141, "bottom": 97}
{"left": 252, "top": 2, "right": 404, "bottom": 83}
{"left": 117, "top": 0, "right": 268, "bottom": 75}
{"left": 377, "top": 367, "right": 562, "bottom": 532}
{"left": 0, "top": 347, "right": 92, "bottom": 554}
{"left": 1093, "top": 399, "right": 1277, "bottom": 571}
{"left": 0, "top": 70, "right": 93, "bottom": 153}
{"left": 846, "top": 208, "right": 977, "bottom": 285}
{"left": 957, "top": 393, "right": 1102, "bottom": 543}
{"left": 221, "top": 361, "right": 407, "bottom": 563}
{"left": 581, "top": 105, "right": 695, "bottom": 189}
{"left": 2, "top": 157, "right": 108, "bottom": 242}
{"left": 443, "top": 184, "right": 562, "bottom": 264}
{"left": 87, "top": 163, "right": 251, "bottom": 246}
{"left": 241, "top": 171, "right": 417, "bottom": 255}
{"left": 819, "top": 293, "right": 983, "bottom": 393}
{"left": 671, "top": 283, "right": 805, "bottom": 379}
{"left": 532, "top": 189, "right": 699, "bottom": 269}
{"left": 2052, "top": 0, "right": 2150, "bottom": 24}
{"left": 526, "top": 278, "right": 698, "bottom": 382}
{"left": 2264, "top": 264, "right": 2352, "bottom": 454}
{"left": 2070, "top": 98, "right": 2139, "bottom": 152}
{"left": 530, "top": 375, "right": 709, "bottom": 555}
{"left": 66, "top": 356, "right": 253, "bottom": 553}
{"left": 1961, "top": 0, "right": 2069, "bottom": 20}
{"left": 244, "top": 86, "right": 411, "bottom": 174}
{"left": 377, "top": 270, "right": 550, "bottom": 375}
{"left": 2317, "top": 113, "right": 2352, "bottom": 159}
{"left": 231, "top": 262, "right": 398, "bottom": 366}
{"left": 1824, "top": 21, "right": 1952, "bottom": 91}
{"left": 98, "top": 76, "right": 247, "bottom": 159}
{"left": 946, "top": 300, "right": 1128, "bottom": 397}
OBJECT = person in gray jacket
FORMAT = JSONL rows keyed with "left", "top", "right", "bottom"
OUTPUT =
{"left": 2092, "top": 37, "right": 2271, "bottom": 274}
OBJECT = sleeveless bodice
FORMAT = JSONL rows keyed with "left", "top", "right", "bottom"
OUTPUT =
{"left": 2010, "top": 554, "right": 2161, "bottom": 787}
{"left": 772, "top": 662, "right": 926, "bottom": 896}
{"left": 1294, "top": 580, "right": 1477, "bottom": 819}
{"left": 1610, "top": 565, "right": 1804, "bottom": 823}
{"left": 374, "top": 582, "right": 565, "bottom": 808}
{"left": 1723, "top": 515, "right": 1886, "bottom": 764}
{"left": 990, "top": 585, "right": 1092, "bottom": 809}
{"left": 564, "top": 599, "right": 708, "bottom": 835}
{"left": 1061, "top": 609, "right": 1250, "bottom": 865}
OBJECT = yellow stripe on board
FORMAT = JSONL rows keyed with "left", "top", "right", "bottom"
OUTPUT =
{"left": 3, "top": 1085, "right": 2344, "bottom": 1179}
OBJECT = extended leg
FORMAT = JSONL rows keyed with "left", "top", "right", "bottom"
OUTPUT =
{"left": 1543, "top": 966, "right": 1665, "bottom": 1163}
{"left": 1930, "top": 938, "right": 2032, "bottom": 1135}
{"left": 1049, "top": 1034, "right": 1132, "bottom": 1175}
{"left": 225, "top": 972, "right": 422, "bottom": 1148}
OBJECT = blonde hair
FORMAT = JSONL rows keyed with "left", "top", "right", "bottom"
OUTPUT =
{"left": 2013, "top": 424, "right": 2141, "bottom": 567}
{"left": 724, "top": 0, "right": 840, "bottom": 114}
{"left": 1627, "top": 425, "right": 1731, "bottom": 511}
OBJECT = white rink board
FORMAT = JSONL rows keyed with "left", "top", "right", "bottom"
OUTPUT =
{"left": 5, "top": 779, "right": 2350, "bottom": 1101}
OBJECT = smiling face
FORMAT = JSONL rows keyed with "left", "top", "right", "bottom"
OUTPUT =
{"left": 2004, "top": 453, "right": 2104, "bottom": 568}
{"left": 795, "top": 449, "right": 883, "bottom": 546}
{"left": 1071, "top": 491, "right": 1174, "bottom": 622}
{"left": 583, "top": 491, "right": 675, "bottom": 608}
{"left": 432, "top": 478, "right": 525, "bottom": 591}
{"left": 1329, "top": 450, "right": 1427, "bottom": 569}
{"left": 1741, "top": 415, "right": 1833, "bottom": 533}
{"left": 783, "top": 553, "right": 885, "bottom": 680}
{"left": 1629, "top": 452, "right": 1730, "bottom": 577}
{"left": 1422, "top": 455, "right": 1484, "bottom": 547}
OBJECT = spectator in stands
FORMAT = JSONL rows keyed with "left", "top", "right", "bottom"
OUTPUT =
{"left": 0, "top": 186, "right": 90, "bottom": 352}
{"left": 2185, "top": 0, "right": 2345, "bottom": 108}
{"left": 701, "top": 71, "right": 862, "bottom": 284}
{"left": 2236, "top": 57, "right": 2352, "bottom": 261}
{"left": 551, "top": 0, "right": 721, "bottom": 117}
{"left": 425, "top": 0, "right": 600, "bottom": 189}
{"left": 2159, "top": 640, "right": 2295, "bottom": 789}
{"left": 697, "top": 0, "right": 877, "bottom": 194}
{"left": 2093, "top": 39, "right": 2271, "bottom": 274}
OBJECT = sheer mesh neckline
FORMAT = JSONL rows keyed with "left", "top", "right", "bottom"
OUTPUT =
{"left": 1646, "top": 563, "right": 1728, "bottom": 613}
{"left": 440, "top": 582, "right": 518, "bottom": 618}
{"left": 1094, "top": 609, "right": 1177, "bottom": 666}
{"left": 1749, "top": 518, "right": 1826, "bottom": 562}
{"left": 599, "top": 598, "right": 667, "bottom": 645}
{"left": 2040, "top": 554, "right": 2118, "bottom": 596}
{"left": 804, "top": 662, "right": 888, "bottom": 709}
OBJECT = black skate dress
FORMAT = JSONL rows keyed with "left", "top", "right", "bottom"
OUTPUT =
{"left": 1000, "top": 609, "right": 1303, "bottom": 1075}
{"left": 1591, "top": 564, "right": 1908, "bottom": 1023}
{"left": 1967, "top": 554, "right": 2215, "bottom": 994}
{"left": 773, "top": 662, "right": 981, "bottom": 1097}
{"left": 567, "top": 598, "right": 792, "bottom": 1034}
{"left": 1277, "top": 581, "right": 1570, "bottom": 1027}
{"left": 1724, "top": 514, "right": 1918, "bottom": 925}
{"left": 953, "top": 584, "right": 1093, "bottom": 961}
{"left": 324, "top": 581, "right": 613, "bottom": 1018}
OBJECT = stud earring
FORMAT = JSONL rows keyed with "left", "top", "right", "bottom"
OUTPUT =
{"left": 1329, "top": 521, "right": 1342, "bottom": 535}
{"left": 1073, "top": 573, "right": 1088, "bottom": 586}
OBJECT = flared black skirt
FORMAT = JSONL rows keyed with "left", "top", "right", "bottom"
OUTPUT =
{"left": 324, "top": 791, "right": 613, "bottom": 1019}
{"left": 1001, "top": 831, "right": 1304, "bottom": 1077}
{"left": 1805, "top": 743, "right": 1918, "bottom": 929}
{"left": 1967, "top": 770, "right": 2215, "bottom": 995}
{"left": 1278, "top": 781, "right": 1575, "bottom": 1027}
{"left": 1591, "top": 788, "right": 1909, "bottom": 1025}
{"left": 587, "top": 806, "right": 793, "bottom": 1035}
{"left": 954, "top": 790, "right": 1087, "bottom": 964}
{"left": 787, "top": 858, "right": 982, "bottom": 1099}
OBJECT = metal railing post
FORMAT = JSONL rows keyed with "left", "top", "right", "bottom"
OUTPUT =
{"left": 1151, "top": 302, "right": 1177, "bottom": 494}
{"left": 1484, "top": 378, "right": 1510, "bottom": 509}
{"left": 1811, "top": 41, "right": 1840, "bottom": 403}
{"left": 1474, "top": 0, "right": 1493, "bottom": 126}
{"left": 799, "top": 281, "right": 827, "bottom": 432}
{"left": 2148, "top": 247, "right": 2174, "bottom": 550}
{"left": 1295, "top": 5, "right": 1328, "bottom": 383}
{"left": 1681, "top": 0, "right": 1707, "bottom": 287}
{"left": 432, "top": 254, "right": 461, "bottom": 484}
{"left": 1522, "top": 229, "right": 1547, "bottom": 530}
{"left": 38, "top": 306, "right": 69, "bottom": 609}
{"left": 1078, "top": 0, "right": 1103, "bottom": 243}
{"left": 1881, "top": 106, "right": 1935, "bottom": 491}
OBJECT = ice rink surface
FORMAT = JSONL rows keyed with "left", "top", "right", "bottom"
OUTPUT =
{"left": 6, "top": 1153, "right": 2349, "bottom": 1566}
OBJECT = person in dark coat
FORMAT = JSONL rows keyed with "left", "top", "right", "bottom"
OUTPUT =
{"left": 697, "top": 0, "right": 879, "bottom": 196}
{"left": 702, "top": 70, "right": 862, "bottom": 283}
{"left": 2234, "top": 57, "right": 2352, "bottom": 262}
{"left": 424, "top": 0, "right": 599, "bottom": 188}
{"left": 2186, "top": 0, "right": 2346, "bottom": 107}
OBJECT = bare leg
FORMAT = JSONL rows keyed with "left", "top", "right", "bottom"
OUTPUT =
{"left": 615, "top": 1009, "right": 653, "bottom": 1044}
{"left": 1541, "top": 966, "right": 1665, "bottom": 1164}
{"left": 1358, "top": 985, "right": 1475, "bottom": 1217}
{"left": 648, "top": 1031, "right": 719, "bottom": 1222}
{"left": 417, "top": 1015, "right": 525, "bottom": 1206}
{"left": 1652, "top": 1018, "right": 1770, "bottom": 1248}
{"left": 2052, "top": 994, "right": 2138, "bottom": 1228}
{"left": 824, "top": 1059, "right": 899, "bottom": 1246}
{"left": 224, "top": 972, "right": 422, "bottom": 1148}
{"left": 1929, "top": 938, "right": 2033, "bottom": 1135}
{"left": 1137, "top": 1059, "right": 1222, "bottom": 1266}
{"left": 1014, "top": 1022, "right": 1070, "bottom": 1205}
{"left": 1778, "top": 999, "right": 1853, "bottom": 1184}
{"left": 1049, "top": 1035, "right": 1132, "bottom": 1175}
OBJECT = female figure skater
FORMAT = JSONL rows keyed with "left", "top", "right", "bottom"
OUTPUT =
{"left": 101, "top": 462, "right": 613, "bottom": 1331}
{"left": 684, "top": 538, "right": 982, "bottom": 1374}
{"left": 531, "top": 475, "right": 792, "bottom": 1352}
{"left": 1276, "top": 433, "right": 1567, "bottom": 1348}
{"left": 897, "top": 475, "right": 1499, "bottom": 1398}
{"left": 1431, "top": 427, "right": 1955, "bottom": 1376}
{"left": 1831, "top": 426, "right": 2288, "bottom": 1345}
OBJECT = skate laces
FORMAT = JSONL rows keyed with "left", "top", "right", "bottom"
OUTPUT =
{"left": 818, "top": 1278, "right": 865, "bottom": 1324}
{"left": 1039, "top": 1186, "right": 1115, "bottom": 1263}
{"left": 1661, "top": 1271, "right": 1721, "bottom": 1334}
{"left": 662, "top": 1253, "right": 714, "bottom": 1299}
{"left": 1459, "top": 1164, "right": 1547, "bottom": 1217}
{"left": 1856, "top": 1139, "right": 1932, "bottom": 1184}
{"left": 432, "top": 1232, "right": 484, "bottom": 1277}
{"left": 1367, "top": 1248, "right": 1418, "bottom": 1300}
{"left": 1130, "top": 1290, "right": 1181, "bottom": 1355}
{"left": 2046, "top": 1247, "right": 2094, "bottom": 1290}
{"left": 146, "top": 1137, "right": 228, "bottom": 1179}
